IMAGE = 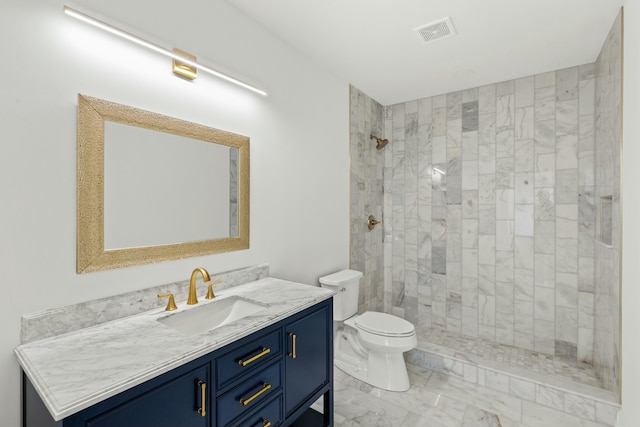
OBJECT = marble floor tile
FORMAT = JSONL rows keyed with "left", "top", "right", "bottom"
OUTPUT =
{"left": 330, "top": 359, "right": 613, "bottom": 427}
{"left": 416, "top": 327, "right": 602, "bottom": 388}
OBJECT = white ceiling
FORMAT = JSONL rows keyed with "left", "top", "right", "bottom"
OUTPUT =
{"left": 227, "top": 0, "right": 624, "bottom": 105}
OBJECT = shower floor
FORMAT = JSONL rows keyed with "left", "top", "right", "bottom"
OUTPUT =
{"left": 416, "top": 327, "right": 603, "bottom": 389}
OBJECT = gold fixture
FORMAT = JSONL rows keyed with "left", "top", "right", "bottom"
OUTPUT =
{"left": 289, "top": 332, "right": 297, "bottom": 359}
{"left": 370, "top": 134, "right": 389, "bottom": 150}
{"left": 205, "top": 279, "right": 222, "bottom": 300}
{"left": 368, "top": 215, "right": 381, "bottom": 230}
{"left": 172, "top": 48, "right": 197, "bottom": 80}
{"left": 188, "top": 267, "right": 211, "bottom": 305}
{"left": 157, "top": 293, "right": 178, "bottom": 311}
{"left": 239, "top": 383, "right": 271, "bottom": 406}
{"left": 76, "top": 94, "right": 250, "bottom": 273}
{"left": 197, "top": 381, "right": 206, "bottom": 417}
{"left": 238, "top": 347, "right": 271, "bottom": 367}
{"left": 262, "top": 421, "right": 272, "bottom": 427}
{"left": 63, "top": 6, "right": 267, "bottom": 96}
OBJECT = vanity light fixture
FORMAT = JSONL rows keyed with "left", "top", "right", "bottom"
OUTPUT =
{"left": 63, "top": 6, "right": 268, "bottom": 96}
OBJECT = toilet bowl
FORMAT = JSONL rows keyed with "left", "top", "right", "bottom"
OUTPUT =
{"left": 319, "top": 270, "right": 417, "bottom": 391}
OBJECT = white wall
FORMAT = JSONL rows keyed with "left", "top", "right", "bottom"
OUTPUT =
{"left": 620, "top": 3, "right": 640, "bottom": 425}
{"left": 0, "top": 0, "right": 349, "bottom": 425}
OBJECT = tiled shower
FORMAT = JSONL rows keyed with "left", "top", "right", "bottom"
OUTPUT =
{"left": 349, "top": 10, "right": 621, "bottom": 404}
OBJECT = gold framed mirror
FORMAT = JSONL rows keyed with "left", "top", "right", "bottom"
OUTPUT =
{"left": 76, "top": 94, "right": 249, "bottom": 273}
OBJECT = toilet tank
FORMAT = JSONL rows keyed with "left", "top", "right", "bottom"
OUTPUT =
{"left": 319, "top": 270, "right": 363, "bottom": 321}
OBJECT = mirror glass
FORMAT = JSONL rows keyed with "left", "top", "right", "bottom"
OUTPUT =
{"left": 77, "top": 94, "right": 249, "bottom": 273}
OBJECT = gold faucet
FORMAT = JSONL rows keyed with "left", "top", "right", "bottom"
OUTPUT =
{"left": 187, "top": 267, "right": 211, "bottom": 305}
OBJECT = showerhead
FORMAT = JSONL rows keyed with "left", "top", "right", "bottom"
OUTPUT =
{"left": 370, "top": 134, "right": 389, "bottom": 150}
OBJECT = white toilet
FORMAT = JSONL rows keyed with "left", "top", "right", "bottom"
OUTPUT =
{"left": 319, "top": 269, "right": 417, "bottom": 392}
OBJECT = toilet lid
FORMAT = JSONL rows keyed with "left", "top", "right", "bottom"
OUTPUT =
{"left": 354, "top": 311, "right": 415, "bottom": 337}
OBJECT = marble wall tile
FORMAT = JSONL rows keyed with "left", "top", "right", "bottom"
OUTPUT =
{"left": 515, "top": 172, "right": 535, "bottom": 204}
{"left": 535, "top": 286, "right": 555, "bottom": 322}
{"left": 479, "top": 85, "right": 497, "bottom": 113}
{"left": 515, "top": 204, "right": 534, "bottom": 236}
{"left": 514, "top": 236, "right": 534, "bottom": 269}
{"left": 534, "top": 188, "right": 555, "bottom": 220}
{"left": 514, "top": 268, "right": 534, "bottom": 301}
{"left": 496, "top": 189, "right": 515, "bottom": 219}
{"left": 496, "top": 221, "right": 514, "bottom": 251}
{"left": 556, "top": 307, "right": 578, "bottom": 343}
{"left": 515, "top": 106, "right": 534, "bottom": 140}
{"left": 515, "top": 300, "right": 534, "bottom": 335}
{"left": 462, "top": 161, "right": 479, "bottom": 190}
{"left": 371, "top": 60, "right": 601, "bottom": 361}
{"left": 556, "top": 169, "right": 579, "bottom": 204}
{"left": 515, "top": 139, "right": 535, "bottom": 172}
{"left": 479, "top": 144, "right": 496, "bottom": 174}
{"left": 496, "top": 256, "right": 515, "bottom": 289}
{"left": 479, "top": 205, "right": 496, "bottom": 235}
{"left": 556, "top": 238, "right": 578, "bottom": 273}
{"left": 534, "top": 253, "right": 556, "bottom": 288}
{"left": 479, "top": 295, "right": 496, "bottom": 326}
{"left": 556, "top": 67, "right": 579, "bottom": 101}
{"left": 479, "top": 175, "right": 496, "bottom": 205}
{"left": 579, "top": 115, "right": 595, "bottom": 151}
{"left": 462, "top": 101, "right": 479, "bottom": 132}
{"left": 535, "top": 153, "right": 555, "bottom": 187}
{"left": 479, "top": 265, "right": 496, "bottom": 296}
{"left": 534, "top": 221, "right": 555, "bottom": 254}
{"left": 535, "top": 319, "right": 556, "bottom": 354}
{"left": 534, "top": 120, "right": 556, "bottom": 155}
{"left": 556, "top": 272, "right": 578, "bottom": 309}
{"left": 479, "top": 235, "right": 496, "bottom": 265}
{"left": 462, "top": 191, "right": 479, "bottom": 218}
{"left": 556, "top": 134, "right": 579, "bottom": 169}
{"left": 535, "top": 70, "right": 556, "bottom": 89}
{"left": 495, "top": 158, "right": 515, "bottom": 188}
{"left": 515, "top": 76, "right": 535, "bottom": 106}
{"left": 462, "top": 220, "right": 479, "bottom": 249}
{"left": 556, "top": 100, "right": 579, "bottom": 136}
{"left": 556, "top": 204, "right": 578, "bottom": 239}
{"left": 593, "top": 10, "right": 622, "bottom": 399}
{"left": 535, "top": 86, "right": 556, "bottom": 121}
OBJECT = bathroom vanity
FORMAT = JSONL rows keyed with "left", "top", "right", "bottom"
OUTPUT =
{"left": 17, "top": 277, "right": 334, "bottom": 427}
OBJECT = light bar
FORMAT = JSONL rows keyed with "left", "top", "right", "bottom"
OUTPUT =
{"left": 63, "top": 6, "right": 268, "bottom": 96}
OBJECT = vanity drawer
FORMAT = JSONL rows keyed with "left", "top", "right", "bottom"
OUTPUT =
{"left": 217, "top": 360, "right": 282, "bottom": 427}
{"left": 224, "top": 395, "right": 282, "bottom": 427}
{"left": 217, "top": 329, "right": 282, "bottom": 388}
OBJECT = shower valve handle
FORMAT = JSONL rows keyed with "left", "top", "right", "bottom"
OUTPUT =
{"left": 368, "top": 215, "right": 381, "bottom": 230}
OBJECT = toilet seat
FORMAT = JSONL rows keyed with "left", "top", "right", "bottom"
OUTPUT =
{"left": 347, "top": 311, "right": 415, "bottom": 337}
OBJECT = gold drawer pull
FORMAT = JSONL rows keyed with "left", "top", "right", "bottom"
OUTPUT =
{"left": 289, "top": 332, "right": 297, "bottom": 359}
{"left": 239, "top": 383, "right": 271, "bottom": 406}
{"left": 238, "top": 347, "right": 271, "bottom": 367}
{"left": 197, "top": 381, "right": 206, "bottom": 417}
{"left": 263, "top": 420, "right": 272, "bottom": 427}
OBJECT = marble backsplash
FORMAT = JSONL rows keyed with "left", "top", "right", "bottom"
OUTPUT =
{"left": 20, "top": 264, "right": 269, "bottom": 344}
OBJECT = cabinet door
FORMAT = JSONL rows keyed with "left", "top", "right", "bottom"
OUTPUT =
{"left": 284, "top": 305, "right": 329, "bottom": 416}
{"left": 85, "top": 365, "right": 209, "bottom": 427}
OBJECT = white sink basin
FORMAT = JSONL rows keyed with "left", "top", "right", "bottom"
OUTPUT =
{"left": 158, "top": 296, "right": 268, "bottom": 335}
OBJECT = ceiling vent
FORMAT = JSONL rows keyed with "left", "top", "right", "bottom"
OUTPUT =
{"left": 414, "top": 17, "right": 456, "bottom": 45}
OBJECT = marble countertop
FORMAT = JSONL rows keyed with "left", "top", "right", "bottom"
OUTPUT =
{"left": 15, "top": 278, "right": 334, "bottom": 421}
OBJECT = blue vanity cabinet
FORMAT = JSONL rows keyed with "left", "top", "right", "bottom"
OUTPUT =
{"left": 81, "top": 364, "right": 210, "bottom": 427}
{"left": 284, "top": 301, "right": 333, "bottom": 427}
{"left": 23, "top": 298, "right": 333, "bottom": 427}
